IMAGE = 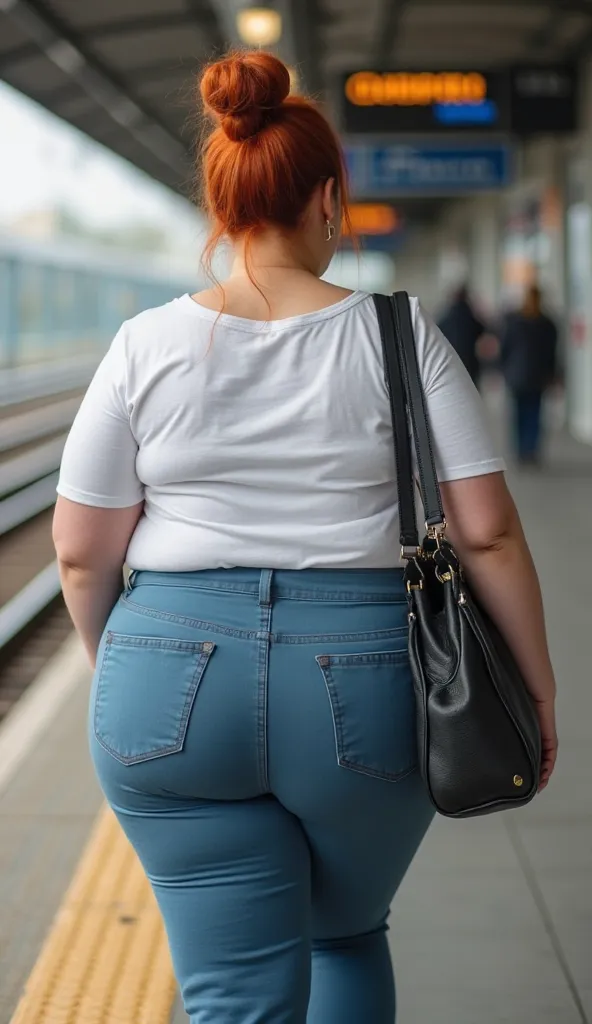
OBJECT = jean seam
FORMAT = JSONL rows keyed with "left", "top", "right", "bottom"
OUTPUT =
{"left": 121, "top": 595, "right": 258, "bottom": 638}
{"left": 128, "top": 580, "right": 407, "bottom": 604}
{"left": 104, "top": 632, "right": 210, "bottom": 651}
{"left": 132, "top": 581, "right": 258, "bottom": 596}
{"left": 320, "top": 668, "right": 346, "bottom": 772}
{"left": 257, "top": 576, "right": 272, "bottom": 792}
{"left": 275, "top": 627, "right": 407, "bottom": 644}
{"left": 336, "top": 760, "right": 417, "bottom": 783}
{"left": 324, "top": 651, "right": 409, "bottom": 665}
{"left": 93, "top": 639, "right": 215, "bottom": 766}
{"left": 272, "top": 591, "right": 407, "bottom": 603}
{"left": 120, "top": 596, "right": 408, "bottom": 645}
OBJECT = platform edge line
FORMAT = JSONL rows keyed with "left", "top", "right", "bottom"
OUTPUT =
{"left": 0, "top": 630, "right": 87, "bottom": 795}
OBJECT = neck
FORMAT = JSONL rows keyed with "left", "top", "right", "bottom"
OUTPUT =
{"left": 231, "top": 228, "right": 316, "bottom": 281}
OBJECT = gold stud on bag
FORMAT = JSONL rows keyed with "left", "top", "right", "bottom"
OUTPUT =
{"left": 373, "top": 292, "right": 542, "bottom": 819}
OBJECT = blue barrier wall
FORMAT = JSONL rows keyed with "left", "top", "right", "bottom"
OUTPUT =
{"left": 0, "top": 235, "right": 199, "bottom": 370}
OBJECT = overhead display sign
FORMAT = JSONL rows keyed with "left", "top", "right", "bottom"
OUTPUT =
{"left": 343, "top": 203, "right": 401, "bottom": 235}
{"left": 342, "top": 66, "right": 578, "bottom": 136}
{"left": 341, "top": 203, "right": 404, "bottom": 251}
{"left": 511, "top": 66, "right": 578, "bottom": 134}
{"left": 342, "top": 71, "right": 510, "bottom": 133}
{"left": 345, "top": 143, "right": 513, "bottom": 197}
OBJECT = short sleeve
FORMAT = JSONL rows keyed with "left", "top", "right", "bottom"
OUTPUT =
{"left": 412, "top": 299, "right": 505, "bottom": 482}
{"left": 57, "top": 324, "right": 144, "bottom": 508}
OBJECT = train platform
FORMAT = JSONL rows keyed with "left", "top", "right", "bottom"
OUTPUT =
{"left": 1, "top": 404, "right": 590, "bottom": 1024}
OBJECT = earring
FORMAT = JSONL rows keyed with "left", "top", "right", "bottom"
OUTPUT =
{"left": 325, "top": 220, "right": 336, "bottom": 242}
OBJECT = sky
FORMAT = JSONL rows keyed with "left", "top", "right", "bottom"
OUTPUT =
{"left": 0, "top": 81, "right": 202, "bottom": 251}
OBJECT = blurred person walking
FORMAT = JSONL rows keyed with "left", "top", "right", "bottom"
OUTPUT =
{"left": 500, "top": 284, "right": 558, "bottom": 466}
{"left": 438, "top": 284, "right": 486, "bottom": 387}
{"left": 53, "top": 51, "right": 557, "bottom": 1024}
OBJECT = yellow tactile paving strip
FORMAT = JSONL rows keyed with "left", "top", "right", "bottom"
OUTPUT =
{"left": 10, "top": 805, "right": 177, "bottom": 1024}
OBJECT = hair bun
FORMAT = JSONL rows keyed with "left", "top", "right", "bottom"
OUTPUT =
{"left": 201, "top": 51, "right": 290, "bottom": 142}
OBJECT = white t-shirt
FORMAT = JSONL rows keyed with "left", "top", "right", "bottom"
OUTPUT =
{"left": 57, "top": 291, "right": 504, "bottom": 570}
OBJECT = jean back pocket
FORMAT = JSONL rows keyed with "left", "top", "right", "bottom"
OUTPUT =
{"left": 94, "top": 632, "right": 216, "bottom": 765}
{"left": 316, "top": 650, "right": 416, "bottom": 782}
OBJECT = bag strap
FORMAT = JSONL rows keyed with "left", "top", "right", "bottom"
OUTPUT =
{"left": 391, "top": 292, "right": 445, "bottom": 530}
{"left": 373, "top": 293, "right": 419, "bottom": 552}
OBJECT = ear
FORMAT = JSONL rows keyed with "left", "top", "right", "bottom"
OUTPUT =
{"left": 321, "top": 177, "right": 337, "bottom": 222}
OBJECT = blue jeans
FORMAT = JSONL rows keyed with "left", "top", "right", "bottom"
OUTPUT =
{"left": 90, "top": 568, "right": 434, "bottom": 1023}
{"left": 513, "top": 391, "right": 543, "bottom": 461}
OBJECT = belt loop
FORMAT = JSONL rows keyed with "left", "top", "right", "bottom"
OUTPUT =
{"left": 258, "top": 569, "right": 273, "bottom": 607}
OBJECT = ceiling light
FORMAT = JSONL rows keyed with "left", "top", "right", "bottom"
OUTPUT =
{"left": 236, "top": 5, "right": 282, "bottom": 47}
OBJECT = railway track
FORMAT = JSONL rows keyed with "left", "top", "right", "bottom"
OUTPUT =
{"left": 0, "top": 360, "right": 94, "bottom": 722}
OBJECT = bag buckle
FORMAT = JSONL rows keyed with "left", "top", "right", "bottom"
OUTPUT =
{"left": 401, "top": 545, "right": 423, "bottom": 560}
{"left": 404, "top": 556, "right": 425, "bottom": 592}
{"left": 426, "top": 520, "right": 447, "bottom": 544}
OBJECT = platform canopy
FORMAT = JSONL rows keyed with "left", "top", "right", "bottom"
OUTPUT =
{"left": 1, "top": 0, "right": 591, "bottom": 197}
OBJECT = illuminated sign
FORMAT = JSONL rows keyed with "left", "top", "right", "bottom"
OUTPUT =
{"left": 345, "top": 71, "right": 488, "bottom": 107}
{"left": 341, "top": 66, "right": 578, "bottom": 136}
{"left": 343, "top": 204, "right": 400, "bottom": 236}
{"left": 342, "top": 70, "right": 508, "bottom": 133}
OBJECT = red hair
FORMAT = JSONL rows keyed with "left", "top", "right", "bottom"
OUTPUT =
{"left": 198, "top": 50, "right": 351, "bottom": 272}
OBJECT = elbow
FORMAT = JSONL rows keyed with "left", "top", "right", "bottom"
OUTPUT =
{"left": 456, "top": 507, "right": 520, "bottom": 556}
{"left": 55, "top": 554, "right": 119, "bottom": 581}
{"left": 52, "top": 522, "right": 80, "bottom": 571}
{"left": 462, "top": 526, "right": 514, "bottom": 555}
{"left": 55, "top": 554, "right": 85, "bottom": 575}
{"left": 441, "top": 474, "right": 524, "bottom": 559}
{"left": 54, "top": 546, "right": 89, "bottom": 576}
{"left": 53, "top": 528, "right": 99, "bottom": 575}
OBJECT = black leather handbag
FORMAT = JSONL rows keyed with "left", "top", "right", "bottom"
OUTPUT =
{"left": 374, "top": 291, "right": 542, "bottom": 818}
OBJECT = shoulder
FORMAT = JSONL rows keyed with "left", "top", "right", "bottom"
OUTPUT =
{"left": 403, "top": 297, "right": 463, "bottom": 391}
{"left": 114, "top": 294, "right": 209, "bottom": 363}
{"left": 408, "top": 296, "right": 446, "bottom": 347}
{"left": 122, "top": 295, "right": 196, "bottom": 340}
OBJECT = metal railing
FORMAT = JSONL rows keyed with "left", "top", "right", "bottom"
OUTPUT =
{"left": 0, "top": 562, "right": 61, "bottom": 651}
{"left": 0, "top": 355, "right": 97, "bottom": 407}
{"left": 0, "top": 364, "right": 91, "bottom": 650}
{"left": 0, "top": 438, "right": 66, "bottom": 500}
{"left": 0, "top": 474, "right": 60, "bottom": 537}
{"left": 0, "top": 397, "right": 81, "bottom": 453}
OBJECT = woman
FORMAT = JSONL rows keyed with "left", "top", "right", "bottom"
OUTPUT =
{"left": 500, "top": 283, "right": 558, "bottom": 465}
{"left": 53, "top": 51, "right": 557, "bottom": 1024}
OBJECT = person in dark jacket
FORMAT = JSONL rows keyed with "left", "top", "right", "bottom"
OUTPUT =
{"left": 500, "top": 284, "right": 558, "bottom": 465}
{"left": 438, "top": 285, "right": 486, "bottom": 387}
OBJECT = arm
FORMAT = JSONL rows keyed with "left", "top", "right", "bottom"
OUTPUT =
{"left": 412, "top": 300, "right": 557, "bottom": 789}
{"left": 440, "top": 472, "right": 557, "bottom": 789}
{"left": 53, "top": 322, "right": 145, "bottom": 666}
{"left": 53, "top": 499, "right": 143, "bottom": 667}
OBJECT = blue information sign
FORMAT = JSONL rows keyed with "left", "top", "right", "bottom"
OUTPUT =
{"left": 345, "top": 142, "right": 513, "bottom": 196}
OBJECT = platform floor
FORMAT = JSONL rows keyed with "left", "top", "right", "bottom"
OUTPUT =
{"left": 1, "top": 398, "right": 591, "bottom": 1024}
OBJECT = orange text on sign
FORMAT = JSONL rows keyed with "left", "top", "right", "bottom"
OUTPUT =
{"left": 345, "top": 71, "right": 488, "bottom": 107}
{"left": 343, "top": 205, "right": 400, "bottom": 236}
